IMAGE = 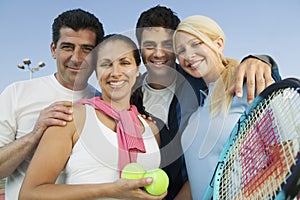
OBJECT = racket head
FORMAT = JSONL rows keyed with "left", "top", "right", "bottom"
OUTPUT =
{"left": 205, "top": 78, "right": 300, "bottom": 200}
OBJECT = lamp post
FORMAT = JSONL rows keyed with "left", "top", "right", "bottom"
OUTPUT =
{"left": 17, "top": 58, "right": 45, "bottom": 79}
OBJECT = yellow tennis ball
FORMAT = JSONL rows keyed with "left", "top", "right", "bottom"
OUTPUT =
{"left": 144, "top": 168, "right": 169, "bottom": 196}
{"left": 121, "top": 163, "right": 146, "bottom": 180}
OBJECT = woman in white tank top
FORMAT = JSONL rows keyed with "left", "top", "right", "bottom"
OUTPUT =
{"left": 19, "top": 34, "right": 165, "bottom": 200}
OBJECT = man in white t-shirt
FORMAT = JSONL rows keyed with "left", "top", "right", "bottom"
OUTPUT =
{"left": 0, "top": 9, "right": 104, "bottom": 199}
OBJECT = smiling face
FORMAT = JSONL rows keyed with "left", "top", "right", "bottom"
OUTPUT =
{"left": 96, "top": 39, "right": 139, "bottom": 106}
{"left": 51, "top": 27, "right": 96, "bottom": 90}
{"left": 140, "top": 27, "right": 176, "bottom": 79}
{"left": 174, "top": 31, "right": 224, "bottom": 83}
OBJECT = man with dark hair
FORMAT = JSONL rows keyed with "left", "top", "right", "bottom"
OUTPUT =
{"left": 0, "top": 9, "right": 104, "bottom": 199}
{"left": 132, "top": 5, "right": 281, "bottom": 199}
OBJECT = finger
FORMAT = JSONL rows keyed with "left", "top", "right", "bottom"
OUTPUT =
{"left": 50, "top": 101, "right": 73, "bottom": 107}
{"left": 154, "top": 191, "right": 168, "bottom": 199}
{"left": 40, "top": 108, "right": 73, "bottom": 120}
{"left": 33, "top": 117, "right": 67, "bottom": 135}
{"left": 48, "top": 103, "right": 73, "bottom": 114}
{"left": 38, "top": 112, "right": 71, "bottom": 127}
{"left": 234, "top": 66, "right": 246, "bottom": 98}
{"left": 255, "top": 61, "right": 273, "bottom": 96}
{"left": 227, "top": 84, "right": 235, "bottom": 95}
{"left": 255, "top": 68, "right": 266, "bottom": 97}
{"left": 138, "top": 179, "right": 167, "bottom": 200}
{"left": 49, "top": 101, "right": 73, "bottom": 108}
{"left": 49, "top": 111, "right": 73, "bottom": 122}
{"left": 62, "top": 101, "right": 73, "bottom": 107}
{"left": 264, "top": 69, "right": 273, "bottom": 88}
{"left": 138, "top": 177, "right": 153, "bottom": 187}
{"left": 246, "top": 77, "right": 255, "bottom": 104}
{"left": 125, "top": 177, "right": 153, "bottom": 190}
{"left": 141, "top": 114, "right": 147, "bottom": 119}
{"left": 240, "top": 61, "right": 256, "bottom": 103}
{"left": 43, "top": 118, "right": 68, "bottom": 127}
{"left": 265, "top": 77, "right": 273, "bottom": 89}
{"left": 146, "top": 190, "right": 168, "bottom": 200}
{"left": 144, "top": 191, "right": 167, "bottom": 200}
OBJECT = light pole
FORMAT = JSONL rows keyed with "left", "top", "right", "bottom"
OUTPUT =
{"left": 17, "top": 58, "right": 45, "bottom": 79}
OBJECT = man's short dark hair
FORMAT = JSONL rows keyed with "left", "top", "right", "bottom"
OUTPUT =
{"left": 135, "top": 5, "right": 180, "bottom": 45}
{"left": 52, "top": 9, "right": 104, "bottom": 47}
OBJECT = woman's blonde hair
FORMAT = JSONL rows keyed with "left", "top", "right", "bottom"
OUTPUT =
{"left": 174, "top": 15, "right": 239, "bottom": 116}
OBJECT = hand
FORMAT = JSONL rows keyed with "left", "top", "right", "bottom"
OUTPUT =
{"left": 141, "top": 114, "right": 156, "bottom": 124}
{"left": 228, "top": 58, "right": 273, "bottom": 103}
{"left": 113, "top": 178, "right": 167, "bottom": 200}
{"left": 31, "top": 101, "right": 73, "bottom": 140}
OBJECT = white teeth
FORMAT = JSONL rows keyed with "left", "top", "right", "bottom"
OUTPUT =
{"left": 109, "top": 81, "right": 124, "bottom": 86}
{"left": 154, "top": 61, "right": 164, "bottom": 65}
{"left": 191, "top": 60, "right": 202, "bottom": 68}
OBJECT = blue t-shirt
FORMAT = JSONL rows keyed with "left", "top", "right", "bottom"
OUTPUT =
{"left": 181, "top": 83, "right": 248, "bottom": 199}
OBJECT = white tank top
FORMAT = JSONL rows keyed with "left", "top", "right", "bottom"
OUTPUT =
{"left": 65, "top": 105, "right": 161, "bottom": 185}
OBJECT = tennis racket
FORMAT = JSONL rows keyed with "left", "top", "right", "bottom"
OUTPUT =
{"left": 203, "top": 78, "right": 300, "bottom": 200}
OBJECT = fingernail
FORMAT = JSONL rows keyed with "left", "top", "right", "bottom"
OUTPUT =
{"left": 236, "top": 92, "right": 242, "bottom": 98}
{"left": 146, "top": 177, "right": 152, "bottom": 184}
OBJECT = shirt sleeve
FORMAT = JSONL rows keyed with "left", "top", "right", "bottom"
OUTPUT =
{"left": 241, "top": 54, "right": 282, "bottom": 82}
{"left": 0, "top": 84, "right": 17, "bottom": 146}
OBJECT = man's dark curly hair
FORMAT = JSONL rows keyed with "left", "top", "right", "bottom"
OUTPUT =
{"left": 135, "top": 5, "right": 180, "bottom": 46}
{"left": 52, "top": 9, "right": 104, "bottom": 47}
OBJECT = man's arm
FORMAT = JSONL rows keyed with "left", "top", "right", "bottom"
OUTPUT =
{"left": 244, "top": 55, "right": 281, "bottom": 82}
{"left": 0, "top": 101, "right": 73, "bottom": 178}
{"left": 229, "top": 55, "right": 281, "bottom": 103}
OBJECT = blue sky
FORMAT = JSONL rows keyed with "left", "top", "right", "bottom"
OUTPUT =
{"left": 0, "top": 0, "right": 299, "bottom": 92}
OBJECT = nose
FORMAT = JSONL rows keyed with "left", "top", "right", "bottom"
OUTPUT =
{"left": 110, "top": 63, "right": 122, "bottom": 77}
{"left": 153, "top": 47, "right": 166, "bottom": 58}
{"left": 185, "top": 47, "right": 196, "bottom": 61}
{"left": 70, "top": 48, "right": 84, "bottom": 65}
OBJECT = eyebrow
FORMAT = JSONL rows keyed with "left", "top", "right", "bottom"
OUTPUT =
{"left": 142, "top": 41, "right": 156, "bottom": 46}
{"left": 119, "top": 56, "right": 133, "bottom": 61}
{"left": 162, "top": 40, "right": 173, "bottom": 45}
{"left": 59, "top": 42, "right": 73, "bottom": 46}
{"left": 59, "top": 42, "right": 95, "bottom": 48}
{"left": 98, "top": 58, "right": 111, "bottom": 63}
{"left": 142, "top": 39, "right": 173, "bottom": 46}
{"left": 81, "top": 44, "right": 95, "bottom": 49}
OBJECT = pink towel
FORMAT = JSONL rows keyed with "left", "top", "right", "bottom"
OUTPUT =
{"left": 77, "top": 97, "right": 146, "bottom": 177}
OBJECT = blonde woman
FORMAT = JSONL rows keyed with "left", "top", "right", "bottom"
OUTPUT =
{"left": 173, "top": 15, "right": 280, "bottom": 199}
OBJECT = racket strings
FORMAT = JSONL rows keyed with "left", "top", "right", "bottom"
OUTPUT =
{"left": 217, "top": 88, "right": 300, "bottom": 200}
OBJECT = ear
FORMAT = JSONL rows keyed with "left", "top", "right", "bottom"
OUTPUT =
{"left": 50, "top": 42, "right": 56, "bottom": 59}
{"left": 214, "top": 37, "right": 225, "bottom": 52}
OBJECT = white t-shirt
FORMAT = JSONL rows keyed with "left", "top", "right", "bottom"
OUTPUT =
{"left": 142, "top": 75, "right": 176, "bottom": 127}
{"left": 0, "top": 74, "right": 97, "bottom": 200}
